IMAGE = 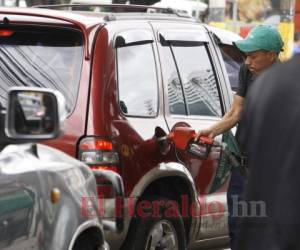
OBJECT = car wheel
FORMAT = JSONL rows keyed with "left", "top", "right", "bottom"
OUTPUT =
{"left": 72, "top": 233, "right": 101, "bottom": 250}
{"left": 122, "top": 196, "right": 186, "bottom": 250}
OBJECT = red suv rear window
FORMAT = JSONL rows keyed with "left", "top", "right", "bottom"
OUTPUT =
{"left": 0, "top": 26, "right": 83, "bottom": 112}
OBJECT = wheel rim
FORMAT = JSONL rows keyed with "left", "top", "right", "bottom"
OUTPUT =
{"left": 145, "top": 220, "right": 179, "bottom": 250}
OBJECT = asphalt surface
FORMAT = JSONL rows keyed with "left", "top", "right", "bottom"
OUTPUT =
{"left": 209, "top": 248, "right": 229, "bottom": 250}
{"left": 190, "top": 247, "right": 229, "bottom": 250}
{"left": 206, "top": 247, "right": 230, "bottom": 250}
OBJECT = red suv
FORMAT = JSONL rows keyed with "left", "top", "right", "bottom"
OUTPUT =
{"left": 0, "top": 5, "right": 243, "bottom": 250}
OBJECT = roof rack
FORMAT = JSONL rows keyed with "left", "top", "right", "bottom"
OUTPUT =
{"left": 33, "top": 4, "right": 191, "bottom": 18}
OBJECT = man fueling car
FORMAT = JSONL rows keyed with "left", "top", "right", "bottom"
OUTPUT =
{"left": 194, "top": 24, "right": 284, "bottom": 248}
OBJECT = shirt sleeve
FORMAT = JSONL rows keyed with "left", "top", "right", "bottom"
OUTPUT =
{"left": 236, "top": 64, "right": 247, "bottom": 97}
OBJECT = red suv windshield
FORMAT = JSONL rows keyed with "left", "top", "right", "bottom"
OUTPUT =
{"left": 0, "top": 26, "right": 83, "bottom": 112}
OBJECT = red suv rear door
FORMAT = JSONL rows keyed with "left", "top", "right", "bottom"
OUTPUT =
{"left": 87, "top": 21, "right": 169, "bottom": 194}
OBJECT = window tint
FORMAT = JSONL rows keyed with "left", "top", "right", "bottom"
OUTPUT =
{"left": 161, "top": 46, "right": 186, "bottom": 115}
{"left": 117, "top": 43, "right": 158, "bottom": 117}
{"left": 0, "top": 27, "right": 83, "bottom": 112}
{"left": 172, "top": 44, "right": 222, "bottom": 117}
{"left": 219, "top": 44, "right": 244, "bottom": 92}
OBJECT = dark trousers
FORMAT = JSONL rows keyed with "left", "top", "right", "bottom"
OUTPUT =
{"left": 227, "top": 167, "right": 245, "bottom": 249}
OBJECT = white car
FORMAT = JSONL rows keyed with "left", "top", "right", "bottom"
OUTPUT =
{"left": 152, "top": 0, "right": 207, "bottom": 19}
{"left": 0, "top": 0, "right": 26, "bottom": 7}
{"left": 70, "top": 0, "right": 112, "bottom": 11}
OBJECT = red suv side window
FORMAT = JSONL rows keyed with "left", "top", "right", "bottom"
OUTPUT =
{"left": 219, "top": 44, "right": 244, "bottom": 92}
{"left": 172, "top": 43, "right": 222, "bottom": 117}
{"left": 117, "top": 43, "right": 158, "bottom": 117}
{"left": 161, "top": 42, "right": 222, "bottom": 117}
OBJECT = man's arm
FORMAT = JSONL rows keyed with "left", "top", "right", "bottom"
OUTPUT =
{"left": 196, "top": 95, "right": 244, "bottom": 139}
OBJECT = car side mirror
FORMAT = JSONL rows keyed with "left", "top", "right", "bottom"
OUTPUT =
{"left": 5, "top": 87, "right": 67, "bottom": 140}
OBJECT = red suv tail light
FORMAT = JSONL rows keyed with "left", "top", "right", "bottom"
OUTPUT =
{"left": 0, "top": 29, "right": 14, "bottom": 37}
{"left": 78, "top": 137, "right": 120, "bottom": 198}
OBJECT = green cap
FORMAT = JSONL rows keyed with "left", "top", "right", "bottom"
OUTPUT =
{"left": 234, "top": 25, "right": 284, "bottom": 53}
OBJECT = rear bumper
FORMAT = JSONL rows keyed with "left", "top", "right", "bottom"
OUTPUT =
{"left": 102, "top": 197, "right": 137, "bottom": 249}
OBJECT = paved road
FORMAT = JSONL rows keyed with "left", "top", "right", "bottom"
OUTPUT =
{"left": 190, "top": 247, "right": 229, "bottom": 250}
{"left": 208, "top": 248, "right": 229, "bottom": 250}
{"left": 202, "top": 248, "right": 229, "bottom": 250}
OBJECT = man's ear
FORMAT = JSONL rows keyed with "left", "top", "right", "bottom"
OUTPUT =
{"left": 269, "top": 51, "right": 277, "bottom": 62}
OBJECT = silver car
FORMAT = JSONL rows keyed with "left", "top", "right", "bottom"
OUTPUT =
{"left": 0, "top": 87, "right": 124, "bottom": 250}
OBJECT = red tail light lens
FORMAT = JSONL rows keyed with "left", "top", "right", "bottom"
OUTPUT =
{"left": 90, "top": 165, "right": 119, "bottom": 172}
{"left": 79, "top": 137, "right": 120, "bottom": 198}
{"left": 80, "top": 139, "right": 113, "bottom": 151}
{"left": 0, "top": 29, "right": 14, "bottom": 37}
{"left": 79, "top": 138, "right": 119, "bottom": 166}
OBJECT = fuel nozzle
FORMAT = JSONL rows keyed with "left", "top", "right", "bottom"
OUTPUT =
{"left": 188, "top": 135, "right": 214, "bottom": 159}
{"left": 158, "top": 127, "right": 247, "bottom": 176}
{"left": 159, "top": 127, "right": 215, "bottom": 159}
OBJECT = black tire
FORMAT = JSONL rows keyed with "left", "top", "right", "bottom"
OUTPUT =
{"left": 122, "top": 196, "right": 186, "bottom": 250}
{"left": 72, "top": 233, "right": 101, "bottom": 250}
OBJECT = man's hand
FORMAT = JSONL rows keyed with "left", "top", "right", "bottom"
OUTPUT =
{"left": 194, "top": 95, "right": 244, "bottom": 142}
{"left": 194, "top": 128, "right": 215, "bottom": 141}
